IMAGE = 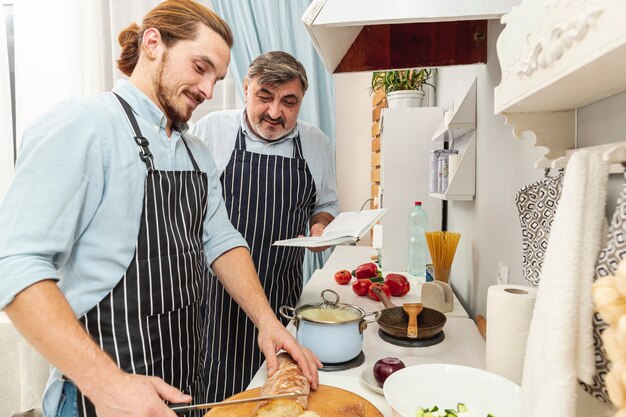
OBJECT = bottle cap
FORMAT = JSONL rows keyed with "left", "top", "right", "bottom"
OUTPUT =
{"left": 415, "top": 201, "right": 422, "bottom": 206}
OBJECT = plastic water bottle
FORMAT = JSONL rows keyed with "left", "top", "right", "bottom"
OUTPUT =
{"left": 408, "top": 201, "right": 428, "bottom": 277}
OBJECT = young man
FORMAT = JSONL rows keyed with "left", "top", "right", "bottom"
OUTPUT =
{"left": 0, "top": 3, "right": 319, "bottom": 417}
{"left": 191, "top": 51, "right": 339, "bottom": 402}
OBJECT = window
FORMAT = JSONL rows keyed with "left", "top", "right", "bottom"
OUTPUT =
{"left": 2, "top": 0, "right": 15, "bottom": 162}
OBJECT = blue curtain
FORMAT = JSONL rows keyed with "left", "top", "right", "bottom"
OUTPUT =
{"left": 212, "top": 0, "right": 336, "bottom": 282}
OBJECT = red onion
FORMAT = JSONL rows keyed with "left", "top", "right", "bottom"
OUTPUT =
{"left": 373, "top": 357, "right": 406, "bottom": 387}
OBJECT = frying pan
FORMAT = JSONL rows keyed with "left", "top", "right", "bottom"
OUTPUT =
{"left": 371, "top": 286, "right": 446, "bottom": 341}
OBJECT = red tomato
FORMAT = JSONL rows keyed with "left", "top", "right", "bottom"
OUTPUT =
{"left": 368, "top": 282, "right": 392, "bottom": 301}
{"left": 334, "top": 270, "right": 352, "bottom": 285}
{"left": 384, "top": 273, "right": 410, "bottom": 297}
{"left": 352, "top": 278, "right": 371, "bottom": 296}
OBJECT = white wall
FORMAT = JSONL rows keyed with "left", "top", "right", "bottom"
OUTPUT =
{"left": 334, "top": 72, "right": 374, "bottom": 244}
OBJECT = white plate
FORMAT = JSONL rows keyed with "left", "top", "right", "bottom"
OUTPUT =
{"left": 360, "top": 366, "right": 384, "bottom": 395}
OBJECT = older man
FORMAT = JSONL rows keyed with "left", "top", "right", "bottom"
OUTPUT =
{"left": 191, "top": 51, "right": 339, "bottom": 402}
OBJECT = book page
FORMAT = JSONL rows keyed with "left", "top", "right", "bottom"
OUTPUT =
{"left": 272, "top": 209, "right": 387, "bottom": 247}
{"left": 322, "top": 209, "right": 387, "bottom": 237}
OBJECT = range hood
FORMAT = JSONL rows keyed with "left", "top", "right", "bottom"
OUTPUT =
{"left": 302, "top": 0, "right": 522, "bottom": 73}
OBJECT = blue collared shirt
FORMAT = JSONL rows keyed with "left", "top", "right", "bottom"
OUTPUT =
{"left": 190, "top": 109, "right": 340, "bottom": 218}
{"left": 0, "top": 80, "right": 247, "bottom": 416}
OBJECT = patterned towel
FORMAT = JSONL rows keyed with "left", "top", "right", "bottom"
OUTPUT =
{"left": 580, "top": 181, "right": 626, "bottom": 403}
{"left": 515, "top": 169, "right": 564, "bottom": 286}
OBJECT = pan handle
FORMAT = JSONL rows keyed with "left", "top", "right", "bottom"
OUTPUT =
{"left": 359, "top": 311, "right": 381, "bottom": 333}
{"left": 371, "top": 286, "right": 397, "bottom": 309}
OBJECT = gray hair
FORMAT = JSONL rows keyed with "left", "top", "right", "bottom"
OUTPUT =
{"left": 246, "top": 51, "right": 308, "bottom": 93}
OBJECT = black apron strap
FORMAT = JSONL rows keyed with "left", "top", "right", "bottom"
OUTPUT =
{"left": 113, "top": 92, "right": 154, "bottom": 170}
{"left": 293, "top": 133, "right": 304, "bottom": 158}
{"left": 235, "top": 127, "right": 247, "bottom": 150}
{"left": 181, "top": 137, "right": 201, "bottom": 172}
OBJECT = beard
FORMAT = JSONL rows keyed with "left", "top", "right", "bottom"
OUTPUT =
{"left": 153, "top": 51, "right": 201, "bottom": 124}
{"left": 251, "top": 113, "right": 289, "bottom": 140}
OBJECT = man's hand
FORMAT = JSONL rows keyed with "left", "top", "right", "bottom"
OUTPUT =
{"left": 257, "top": 320, "right": 322, "bottom": 390}
{"left": 307, "top": 222, "right": 330, "bottom": 252}
{"left": 89, "top": 373, "right": 192, "bottom": 417}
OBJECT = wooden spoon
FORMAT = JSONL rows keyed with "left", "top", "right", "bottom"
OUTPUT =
{"left": 403, "top": 303, "right": 423, "bottom": 338}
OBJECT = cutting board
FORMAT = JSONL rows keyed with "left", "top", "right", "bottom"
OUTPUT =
{"left": 204, "top": 385, "right": 383, "bottom": 417}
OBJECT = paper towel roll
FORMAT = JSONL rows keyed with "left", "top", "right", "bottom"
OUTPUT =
{"left": 485, "top": 284, "right": 538, "bottom": 385}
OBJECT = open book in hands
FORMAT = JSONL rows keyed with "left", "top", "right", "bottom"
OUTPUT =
{"left": 272, "top": 208, "right": 388, "bottom": 247}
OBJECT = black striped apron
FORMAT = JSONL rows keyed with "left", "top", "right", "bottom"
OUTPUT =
{"left": 75, "top": 94, "right": 209, "bottom": 417}
{"left": 202, "top": 128, "right": 316, "bottom": 402}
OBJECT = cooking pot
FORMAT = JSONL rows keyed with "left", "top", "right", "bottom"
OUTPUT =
{"left": 279, "top": 289, "right": 379, "bottom": 364}
{"left": 371, "top": 286, "right": 446, "bottom": 340}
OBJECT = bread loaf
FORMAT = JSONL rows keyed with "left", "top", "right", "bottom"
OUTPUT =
{"left": 327, "top": 403, "right": 366, "bottom": 417}
{"left": 254, "top": 352, "right": 310, "bottom": 417}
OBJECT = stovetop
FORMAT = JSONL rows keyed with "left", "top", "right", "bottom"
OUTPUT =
{"left": 320, "top": 351, "right": 365, "bottom": 372}
{"left": 378, "top": 329, "right": 445, "bottom": 347}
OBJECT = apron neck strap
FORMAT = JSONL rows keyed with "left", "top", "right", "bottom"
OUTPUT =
{"left": 113, "top": 93, "right": 201, "bottom": 172}
{"left": 113, "top": 93, "right": 154, "bottom": 170}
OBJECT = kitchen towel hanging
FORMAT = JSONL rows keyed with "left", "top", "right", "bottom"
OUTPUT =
{"left": 522, "top": 151, "right": 608, "bottom": 417}
{"left": 579, "top": 181, "right": 626, "bottom": 403}
{"left": 515, "top": 168, "right": 564, "bottom": 286}
{"left": 485, "top": 284, "right": 538, "bottom": 385}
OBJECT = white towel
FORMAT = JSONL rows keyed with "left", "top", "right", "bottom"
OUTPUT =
{"left": 522, "top": 151, "right": 608, "bottom": 417}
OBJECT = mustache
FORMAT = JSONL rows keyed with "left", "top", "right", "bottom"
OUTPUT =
{"left": 185, "top": 89, "right": 204, "bottom": 104}
{"left": 260, "top": 114, "right": 285, "bottom": 125}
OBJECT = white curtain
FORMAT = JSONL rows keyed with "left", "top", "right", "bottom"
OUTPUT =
{"left": 0, "top": 5, "right": 14, "bottom": 200}
{"left": 13, "top": 0, "right": 111, "bottom": 150}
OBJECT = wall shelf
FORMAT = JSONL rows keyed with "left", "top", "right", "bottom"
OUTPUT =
{"left": 430, "top": 132, "right": 477, "bottom": 201}
{"left": 494, "top": 0, "right": 626, "bottom": 165}
{"left": 430, "top": 78, "right": 477, "bottom": 201}
{"left": 432, "top": 79, "right": 477, "bottom": 142}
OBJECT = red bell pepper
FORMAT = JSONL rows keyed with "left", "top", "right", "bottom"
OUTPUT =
{"left": 384, "top": 273, "right": 410, "bottom": 297}
{"left": 367, "top": 282, "right": 392, "bottom": 301}
{"left": 352, "top": 262, "right": 382, "bottom": 279}
{"left": 352, "top": 278, "right": 372, "bottom": 296}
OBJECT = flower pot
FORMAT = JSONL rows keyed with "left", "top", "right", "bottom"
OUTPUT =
{"left": 386, "top": 90, "right": 425, "bottom": 108}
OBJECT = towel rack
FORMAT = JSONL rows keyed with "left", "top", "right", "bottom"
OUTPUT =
{"left": 535, "top": 141, "right": 626, "bottom": 174}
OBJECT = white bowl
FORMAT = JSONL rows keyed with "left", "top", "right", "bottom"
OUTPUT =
{"left": 383, "top": 364, "right": 521, "bottom": 417}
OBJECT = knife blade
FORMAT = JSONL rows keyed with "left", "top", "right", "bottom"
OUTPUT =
{"left": 169, "top": 392, "right": 308, "bottom": 415}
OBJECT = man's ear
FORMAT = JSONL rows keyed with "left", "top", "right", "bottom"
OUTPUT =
{"left": 141, "top": 27, "right": 163, "bottom": 60}
{"left": 243, "top": 77, "right": 249, "bottom": 102}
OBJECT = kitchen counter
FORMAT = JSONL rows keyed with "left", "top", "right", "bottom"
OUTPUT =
{"left": 247, "top": 246, "right": 485, "bottom": 416}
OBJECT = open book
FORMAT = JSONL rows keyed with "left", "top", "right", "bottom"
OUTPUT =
{"left": 273, "top": 208, "right": 387, "bottom": 247}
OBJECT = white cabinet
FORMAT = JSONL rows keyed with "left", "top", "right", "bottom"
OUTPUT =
{"left": 379, "top": 107, "right": 443, "bottom": 271}
{"left": 494, "top": 0, "right": 626, "bottom": 165}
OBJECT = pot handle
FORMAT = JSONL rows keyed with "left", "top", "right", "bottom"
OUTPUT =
{"left": 279, "top": 305, "right": 297, "bottom": 322}
{"left": 359, "top": 310, "right": 382, "bottom": 333}
{"left": 320, "top": 289, "right": 340, "bottom": 306}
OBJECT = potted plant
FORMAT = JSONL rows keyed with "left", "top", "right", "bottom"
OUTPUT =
{"left": 370, "top": 68, "right": 436, "bottom": 108}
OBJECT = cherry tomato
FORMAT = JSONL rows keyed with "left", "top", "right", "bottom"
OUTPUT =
{"left": 334, "top": 269, "right": 352, "bottom": 285}
{"left": 368, "top": 282, "right": 392, "bottom": 301}
{"left": 384, "top": 273, "right": 410, "bottom": 297}
{"left": 352, "top": 278, "right": 371, "bottom": 296}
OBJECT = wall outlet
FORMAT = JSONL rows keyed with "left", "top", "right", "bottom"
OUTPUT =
{"left": 497, "top": 262, "right": 510, "bottom": 285}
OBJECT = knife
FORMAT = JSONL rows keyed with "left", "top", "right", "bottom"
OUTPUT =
{"left": 169, "top": 392, "right": 308, "bottom": 415}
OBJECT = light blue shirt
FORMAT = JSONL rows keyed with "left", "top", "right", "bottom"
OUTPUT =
{"left": 191, "top": 109, "right": 340, "bottom": 218}
{"left": 0, "top": 80, "right": 247, "bottom": 416}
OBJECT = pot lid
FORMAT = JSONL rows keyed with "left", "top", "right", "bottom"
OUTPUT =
{"left": 297, "top": 289, "right": 365, "bottom": 324}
